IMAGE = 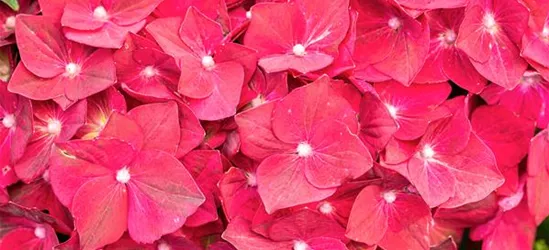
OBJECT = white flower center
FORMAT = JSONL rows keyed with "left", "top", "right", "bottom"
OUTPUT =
{"left": 34, "top": 226, "right": 46, "bottom": 239}
{"left": 246, "top": 11, "right": 252, "bottom": 19}
{"left": 65, "top": 63, "right": 81, "bottom": 78}
{"left": 246, "top": 172, "right": 257, "bottom": 187}
{"left": 293, "top": 240, "right": 309, "bottom": 250}
{"left": 42, "top": 170, "right": 50, "bottom": 182}
{"left": 383, "top": 191, "right": 397, "bottom": 203}
{"left": 116, "top": 167, "right": 131, "bottom": 183}
{"left": 250, "top": 95, "right": 265, "bottom": 107}
{"left": 4, "top": 16, "right": 15, "bottom": 30}
{"left": 318, "top": 202, "right": 333, "bottom": 214}
{"left": 542, "top": 27, "right": 549, "bottom": 38}
{"left": 483, "top": 13, "right": 498, "bottom": 34}
{"left": 388, "top": 17, "right": 401, "bottom": 30}
{"left": 141, "top": 66, "right": 157, "bottom": 78}
{"left": 93, "top": 6, "right": 109, "bottom": 21}
{"left": 2, "top": 165, "right": 10, "bottom": 176}
{"left": 292, "top": 44, "right": 306, "bottom": 57}
{"left": 2, "top": 114, "right": 15, "bottom": 128}
{"left": 443, "top": 29, "right": 457, "bottom": 44}
{"left": 157, "top": 242, "right": 171, "bottom": 250}
{"left": 296, "top": 142, "right": 313, "bottom": 157}
{"left": 385, "top": 104, "right": 398, "bottom": 118}
{"left": 521, "top": 71, "right": 541, "bottom": 88}
{"left": 201, "top": 55, "right": 215, "bottom": 70}
{"left": 421, "top": 145, "right": 435, "bottom": 159}
{"left": 47, "top": 120, "right": 62, "bottom": 135}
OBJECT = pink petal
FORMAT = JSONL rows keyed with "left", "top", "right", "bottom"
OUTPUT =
{"left": 8, "top": 64, "right": 65, "bottom": 100}
{"left": 471, "top": 105, "right": 535, "bottom": 168}
{"left": 61, "top": 1, "right": 106, "bottom": 31}
{"left": 305, "top": 121, "right": 373, "bottom": 188}
{"left": 127, "top": 102, "right": 180, "bottom": 154}
{"left": 407, "top": 156, "right": 456, "bottom": 207}
{"left": 126, "top": 150, "right": 205, "bottom": 243}
{"left": 181, "top": 150, "right": 224, "bottom": 227}
{"left": 15, "top": 15, "right": 66, "bottom": 78}
{"left": 358, "top": 92, "right": 398, "bottom": 153}
{"left": 256, "top": 154, "right": 336, "bottom": 213}
{"left": 272, "top": 75, "right": 358, "bottom": 143}
{"left": 100, "top": 112, "right": 145, "bottom": 151}
{"left": 345, "top": 185, "right": 388, "bottom": 244}
{"left": 72, "top": 176, "right": 128, "bottom": 250}
{"left": 235, "top": 102, "right": 293, "bottom": 161}
{"left": 64, "top": 21, "right": 146, "bottom": 49}
{"left": 146, "top": 17, "right": 193, "bottom": 59}
{"left": 307, "top": 237, "right": 347, "bottom": 250}
{"left": 222, "top": 217, "right": 293, "bottom": 250}
{"left": 268, "top": 209, "right": 346, "bottom": 241}
{"left": 64, "top": 49, "right": 117, "bottom": 101}
{"left": 109, "top": 0, "right": 163, "bottom": 26}
{"left": 175, "top": 102, "right": 205, "bottom": 158}
{"left": 439, "top": 133, "right": 504, "bottom": 208}
{"left": 185, "top": 62, "right": 244, "bottom": 120}
{"left": 258, "top": 53, "right": 334, "bottom": 74}
{"left": 178, "top": 7, "right": 224, "bottom": 56}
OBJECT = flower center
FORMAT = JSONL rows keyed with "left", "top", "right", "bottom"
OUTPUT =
{"left": 443, "top": 29, "right": 457, "bottom": 45}
{"left": 201, "top": 55, "right": 215, "bottom": 70}
{"left": 65, "top": 63, "right": 81, "bottom": 78}
{"left": 421, "top": 145, "right": 435, "bottom": 159}
{"left": 296, "top": 142, "right": 313, "bottom": 157}
{"left": 388, "top": 17, "right": 401, "bottom": 30}
{"left": 157, "top": 242, "right": 171, "bottom": 250}
{"left": 383, "top": 191, "right": 397, "bottom": 203}
{"left": 4, "top": 16, "right": 15, "bottom": 30}
{"left": 318, "top": 202, "right": 333, "bottom": 214}
{"left": 246, "top": 172, "right": 257, "bottom": 187}
{"left": 246, "top": 11, "right": 252, "bottom": 19}
{"left": 293, "top": 240, "right": 309, "bottom": 250}
{"left": 34, "top": 226, "right": 46, "bottom": 239}
{"left": 292, "top": 44, "right": 306, "bottom": 57}
{"left": 2, "top": 165, "right": 10, "bottom": 176}
{"left": 141, "top": 66, "right": 158, "bottom": 78}
{"left": 542, "top": 27, "right": 549, "bottom": 39}
{"left": 385, "top": 104, "right": 398, "bottom": 118}
{"left": 42, "top": 170, "right": 50, "bottom": 182}
{"left": 250, "top": 95, "right": 265, "bottom": 107}
{"left": 483, "top": 13, "right": 498, "bottom": 34}
{"left": 93, "top": 6, "right": 109, "bottom": 21}
{"left": 47, "top": 120, "right": 62, "bottom": 135}
{"left": 116, "top": 167, "right": 131, "bottom": 183}
{"left": 2, "top": 114, "right": 15, "bottom": 128}
{"left": 521, "top": 71, "right": 542, "bottom": 88}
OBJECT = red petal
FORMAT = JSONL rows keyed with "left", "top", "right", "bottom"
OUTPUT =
{"left": 305, "top": 121, "right": 373, "bottom": 188}
{"left": 472, "top": 105, "right": 535, "bottom": 168}
{"left": 272, "top": 75, "right": 358, "bottom": 143}
{"left": 64, "top": 49, "right": 117, "bottom": 101}
{"left": 235, "top": 102, "right": 293, "bottom": 161}
{"left": 222, "top": 217, "right": 293, "bottom": 250}
{"left": 178, "top": 7, "right": 224, "bottom": 56}
{"left": 256, "top": 154, "right": 336, "bottom": 213}
{"left": 15, "top": 15, "right": 66, "bottom": 78}
{"left": 126, "top": 150, "right": 205, "bottom": 243}
{"left": 72, "top": 176, "right": 128, "bottom": 250}
{"left": 127, "top": 102, "right": 180, "bottom": 154}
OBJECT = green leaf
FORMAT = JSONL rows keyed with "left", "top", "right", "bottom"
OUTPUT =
{"left": 535, "top": 240, "right": 549, "bottom": 250}
{"left": 1, "top": 0, "right": 19, "bottom": 11}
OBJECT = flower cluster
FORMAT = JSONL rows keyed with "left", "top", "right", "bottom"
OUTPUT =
{"left": 0, "top": 0, "right": 548, "bottom": 249}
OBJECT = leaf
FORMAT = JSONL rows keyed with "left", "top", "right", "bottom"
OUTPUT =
{"left": 1, "top": 0, "right": 19, "bottom": 11}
